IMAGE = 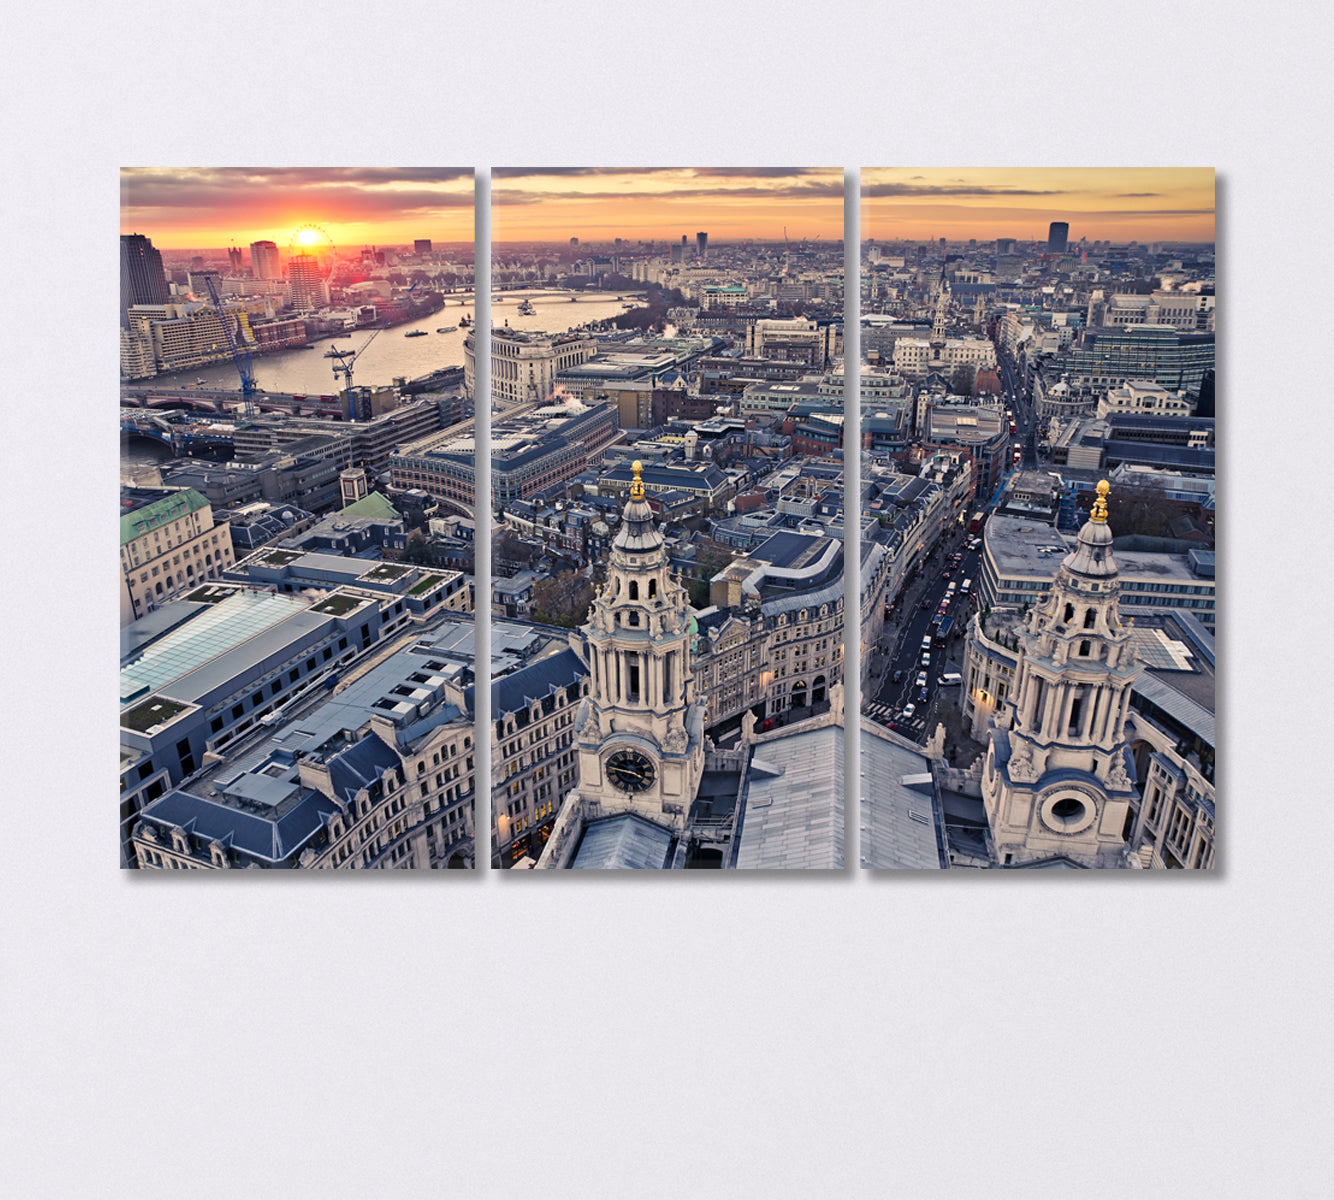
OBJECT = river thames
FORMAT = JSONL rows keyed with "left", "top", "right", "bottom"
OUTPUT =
{"left": 122, "top": 289, "right": 643, "bottom": 475}
{"left": 142, "top": 289, "right": 638, "bottom": 396}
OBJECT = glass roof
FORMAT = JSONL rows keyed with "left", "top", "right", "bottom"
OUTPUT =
{"left": 120, "top": 590, "right": 309, "bottom": 704}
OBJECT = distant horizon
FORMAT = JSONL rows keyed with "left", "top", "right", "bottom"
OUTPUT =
{"left": 862, "top": 168, "right": 1215, "bottom": 243}
{"left": 492, "top": 168, "right": 844, "bottom": 242}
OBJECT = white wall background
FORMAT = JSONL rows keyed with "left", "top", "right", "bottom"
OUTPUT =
{"left": 5, "top": 3, "right": 1328, "bottom": 1196}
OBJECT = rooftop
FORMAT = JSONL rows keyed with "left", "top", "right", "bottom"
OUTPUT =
{"left": 859, "top": 727, "right": 946, "bottom": 869}
{"left": 120, "top": 589, "right": 313, "bottom": 706}
{"left": 735, "top": 725, "right": 843, "bottom": 870}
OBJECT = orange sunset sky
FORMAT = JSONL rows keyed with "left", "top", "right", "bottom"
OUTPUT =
{"left": 862, "top": 168, "right": 1215, "bottom": 243}
{"left": 492, "top": 168, "right": 845, "bottom": 243}
{"left": 120, "top": 168, "right": 475, "bottom": 250}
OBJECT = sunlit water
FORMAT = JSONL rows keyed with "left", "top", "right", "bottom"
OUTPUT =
{"left": 122, "top": 289, "right": 644, "bottom": 473}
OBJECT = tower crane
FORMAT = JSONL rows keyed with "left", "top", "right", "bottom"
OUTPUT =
{"left": 326, "top": 323, "right": 385, "bottom": 412}
{"left": 326, "top": 278, "right": 423, "bottom": 419}
{"left": 203, "top": 275, "right": 257, "bottom": 418}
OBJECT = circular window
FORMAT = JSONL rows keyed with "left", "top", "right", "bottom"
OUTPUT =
{"left": 1040, "top": 791, "right": 1096, "bottom": 835}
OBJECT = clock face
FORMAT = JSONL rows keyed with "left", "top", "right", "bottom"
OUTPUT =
{"left": 606, "top": 748, "right": 656, "bottom": 794}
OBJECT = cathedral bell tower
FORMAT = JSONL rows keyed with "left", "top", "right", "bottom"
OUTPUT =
{"left": 571, "top": 461, "right": 705, "bottom": 829}
{"left": 981, "top": 481, "right": 1143, "bottom": 866}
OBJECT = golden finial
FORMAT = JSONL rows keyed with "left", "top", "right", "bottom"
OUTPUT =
{"left": 630, "top": 460, "right": 645, "bottom": 501}
{"left": 1090, "top": 479, "right": 1110, "bottom": 524}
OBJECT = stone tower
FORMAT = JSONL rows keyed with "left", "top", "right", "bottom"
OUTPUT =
{"left": 981, "top": 481, "right": 1143, "bottom": 866}
{"left": 930, "top": 270, "right": 950, "bottom": 365}
{"left": 571, "top": 461, "right": 705, "bottom": 830}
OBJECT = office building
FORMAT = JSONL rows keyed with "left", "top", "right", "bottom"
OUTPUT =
{"left": 249, "top": 240, "right": 281, "bottom": 280}
{"left": 129, "top": 614, "right": 478, "bottom": 870}
{"left": 120, "top": 487, "right": 235, "bottom": 625}
{"left": 1047, "top": 221, "right": 1069, "bottom": 253}
{"left": 120, "top": 234, "right": 170, "bottom": 325}
{"left": 288, "top": 253, "right": 326, "bottom": 309}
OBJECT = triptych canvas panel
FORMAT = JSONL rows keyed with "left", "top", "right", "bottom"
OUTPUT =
{"left": 119, "top": 167, "right": 1215, "bottom": 873}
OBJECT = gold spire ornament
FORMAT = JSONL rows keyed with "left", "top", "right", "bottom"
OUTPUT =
{"left": 630, "top": 460, "right": 645, "bottom": 501}
{"left": 1090, "top": 479, "right": 1110, "bottom": 523}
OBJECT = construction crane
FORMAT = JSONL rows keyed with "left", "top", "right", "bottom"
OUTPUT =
{"left": 326, "top": 324, "right": 385, "bottom": 412}
{"left": 327, "top": 278, "right": 423, "bottom": 419}
{"left": 203, "top": 276, "right": 257, "bottom": 418}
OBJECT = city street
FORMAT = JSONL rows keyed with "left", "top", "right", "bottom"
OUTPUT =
{"left": 863, "top": 524, "right": 984, "bottom": 740}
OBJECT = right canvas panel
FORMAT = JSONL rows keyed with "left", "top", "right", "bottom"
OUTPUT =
{"left": 859, "top": 168, "right": 1216, "bottom": 870}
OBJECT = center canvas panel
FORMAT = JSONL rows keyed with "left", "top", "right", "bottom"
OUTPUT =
{"left": 119, "top": 168, "right": 481, "bottom": 871}
{"left": 489, "top": 168, "right": 847, "bottom": 870}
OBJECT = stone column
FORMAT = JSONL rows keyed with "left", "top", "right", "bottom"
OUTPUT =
{"left": 1058, "top": 684, "right": 1076, "bottom": 741}
{"left": 1090, "top": 685, "right": 1112, "bottom": 746}
{"left": 1115, "top": 686, "right": 1132, "bottom": 739}
{"left": 1079, "top": 684, "right": 1097, "bottom": 741}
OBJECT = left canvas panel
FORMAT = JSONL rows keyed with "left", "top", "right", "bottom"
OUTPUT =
{"left": 120, "top": 168, "right": 480, "bottom": 870}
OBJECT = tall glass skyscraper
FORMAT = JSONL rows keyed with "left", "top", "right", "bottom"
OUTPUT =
{"left": 120, "top": 233, "right": 170, "bottom": 325}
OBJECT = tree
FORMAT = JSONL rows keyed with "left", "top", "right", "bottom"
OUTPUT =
{"left": 531, "top": 571, "right": 596, "bottom": 628}
{"left": 686, "top": 539, "right": 736, "bottom": 607}
{"left": 400, "top": 530, "right": 434, "bottom": 566}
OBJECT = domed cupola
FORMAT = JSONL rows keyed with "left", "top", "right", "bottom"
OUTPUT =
{"left": 1062, "top": 480, "right": 1119, "bottom": 584}
{"left": 612, "top": 461, "right": 663, "bottom": 557}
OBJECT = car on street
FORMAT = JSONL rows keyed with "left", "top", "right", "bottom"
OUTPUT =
{"left": 915, "top": 672, "right": 928, "bottom": 688}
{"left": 902, "top": 703, "right": 916, "bottom": 720}
{"left": 921, "top": 652, "right": 932, "bottom": 666}
{"left": 918, "top": 687, "right": 929, "bottom": 703}
{"left": 920, "top": 598, "right": 931, "bottom": 609}
{"left": 892, "top": 669, "right": 904, "bottom": 684}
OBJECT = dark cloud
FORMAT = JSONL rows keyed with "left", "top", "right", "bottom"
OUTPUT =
{"left": 493, "top": 180, "right": 843, "bottom": 205}
{"left": 1111, "top": 192, "right": 1162, "bottom": 198}
{"left": 120, "top": 169, "right": 474, "bottom": 228}
{"left": 120, "top": 169, "right": 475, "bottom": 229}
{"left": 492, "top": 167, "right": 835, "bottom": 185}
{"left": 492, "top": 168, "right": 626, "bottom": 178}
{"left": 123, "top": 167, "right": 470, "bottom": 190}
{"left": 862, "top": 182, "right": 1067, "bottom": 198}
{"left": 689, "top": 167, "right": 831, "bottom": 179}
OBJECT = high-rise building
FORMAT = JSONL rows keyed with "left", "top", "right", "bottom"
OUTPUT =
{"left": 187, "top": 269, "right": 221, "bottom": 299}
{"left": 288, "top": 254, "right": 325, "bottom": 310}
{"left": 570, "top": 237, "right": 579, "bottom": 247}
{"left": 120, "top": 234, "right": 169, "bottom": 326}
{"left": 414, "top": 239, "right": 432, "bottom": 254}
{"left": 696, "top": 231, "right": 708, "bottom": 260}
{"left": 1048, "top": 221, "right": 1070, "bottom": 253}
{"left": 249, "top": 240, "right": 281, "bottom": 279}
{"left": 227, "top": 245, "right": 243, "bottom": 273}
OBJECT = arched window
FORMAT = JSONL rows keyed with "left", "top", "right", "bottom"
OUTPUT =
{"left": 629, "top": 581, "right": 639, "bottom": 600}
{"left": 1063, "top": 602, "right": 1074, "bottom": 622}
{"left": 1083, "top": 608, "right": 1096, "bottom": 629}
{"left": 648, "top": 579, "right": 657, "bottom": 599}
{"left": 1079, "top": 640, "right": 1091, "bottom": 657}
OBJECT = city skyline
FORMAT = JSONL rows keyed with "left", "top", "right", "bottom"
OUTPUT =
{"left": 861, "top": 168, "right": 1215, "bottom": 243}
{"left": 492, "top": 168, "right": 844, "bottom": 242}
{"left": 120, "top": 167, "right": 475, "bottom": 251}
